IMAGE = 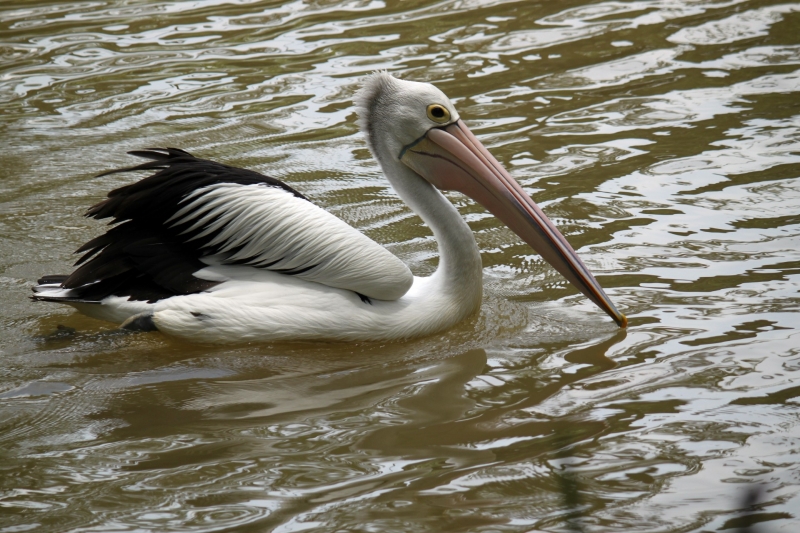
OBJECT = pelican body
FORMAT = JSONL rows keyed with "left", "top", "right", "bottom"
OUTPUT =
{"left": 33, "top": 73, "right": 625, "bottom": 343}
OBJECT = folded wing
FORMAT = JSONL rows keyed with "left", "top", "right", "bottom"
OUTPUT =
{"left": 53, "top": 148, "right": 413, "bottom": 303}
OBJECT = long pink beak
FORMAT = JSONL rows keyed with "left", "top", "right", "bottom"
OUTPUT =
{"left": 400, "top": 119, "right": 626, "bottom": 328}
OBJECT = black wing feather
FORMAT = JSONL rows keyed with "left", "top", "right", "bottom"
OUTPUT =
{"left": 39, "top": 148, "right": 308, "bottom": 304}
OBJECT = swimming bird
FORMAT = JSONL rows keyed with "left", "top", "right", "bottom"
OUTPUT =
{"left": 32, "top": 72, "right": 626, "bottom": 342}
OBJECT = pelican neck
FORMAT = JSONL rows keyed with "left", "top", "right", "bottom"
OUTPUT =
{"left": 383, "top": 161, "right": 483, "bottom": 303}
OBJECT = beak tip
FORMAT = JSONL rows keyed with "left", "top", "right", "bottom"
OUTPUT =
{"left": 618, "top": 313, "right": 628, "bottom": 328}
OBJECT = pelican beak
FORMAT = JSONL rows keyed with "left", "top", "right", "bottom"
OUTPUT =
{"left": 400, "top": 119, "right": 626, "bottom": 328}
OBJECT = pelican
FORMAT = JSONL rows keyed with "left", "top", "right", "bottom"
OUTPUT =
{"left": 32, "top": 72, "right": 626, "bottom": 343}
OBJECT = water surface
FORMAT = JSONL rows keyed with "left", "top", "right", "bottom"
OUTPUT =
{"left": 1, "top": 0, "right": 799, "bottom": 531}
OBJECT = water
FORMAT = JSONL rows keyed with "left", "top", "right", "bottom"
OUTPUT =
{"left": 1, "top": 0, "right": 799, "bottom": 531}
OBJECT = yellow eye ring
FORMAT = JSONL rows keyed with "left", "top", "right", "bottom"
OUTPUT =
{"left": 426, "top": 104, "right": 451, "bottom": 124}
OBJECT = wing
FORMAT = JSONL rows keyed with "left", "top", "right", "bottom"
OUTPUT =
{"left": 57, "top": 148, "right": 413, "bottom": 303}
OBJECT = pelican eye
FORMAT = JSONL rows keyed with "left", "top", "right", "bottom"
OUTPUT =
{"left": 426, "top": 104, "right": 451, "bottom": 124}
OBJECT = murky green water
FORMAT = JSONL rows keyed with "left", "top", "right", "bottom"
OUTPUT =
{"left": 2, "top": 0, "right": 799, "bottom": 531}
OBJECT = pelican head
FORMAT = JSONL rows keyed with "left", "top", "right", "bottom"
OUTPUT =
{"left": 356, "top": 72, "right": 626, "bottom": 328}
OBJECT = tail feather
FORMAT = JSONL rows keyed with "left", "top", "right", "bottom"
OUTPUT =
{"left": 31, "top": 289, "right": 95, "bottom": 303}
{"left": 31, "top": 275, "right": 99, "bottom": 304}
{"left": 36, "top": 274, "right": 70, "bottom": 286}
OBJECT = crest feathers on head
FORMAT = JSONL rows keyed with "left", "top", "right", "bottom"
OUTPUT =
{"left": 354, "top": 71, "right": 399, "bottom": 148}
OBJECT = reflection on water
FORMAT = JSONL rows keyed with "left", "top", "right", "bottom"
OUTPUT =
{"left": 1, "top": 0, "right": 799, "bottom": 531}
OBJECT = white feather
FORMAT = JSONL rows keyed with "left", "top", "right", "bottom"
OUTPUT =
{"left": 172, "top": 183, "right": 413, "bottom": 300}
{"left": 57, "top": 262, "right": 481, "bottom": 343}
